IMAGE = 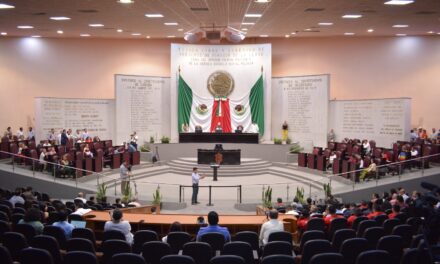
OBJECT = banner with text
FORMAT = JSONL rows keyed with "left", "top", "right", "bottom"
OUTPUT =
{"left": 329, "top": 98, "right": 411, "bottom": 148}
{"left": 34, "top": 97, "right": 115, "bottom": 142}
{"left": 272, "top": 75, "right": 329, "bottom": 148}
{"left": 170, "top": 43, "right": 272, "bottom": 142}
{"left": 115, "top": 75, "right": 169, "bottom": 145}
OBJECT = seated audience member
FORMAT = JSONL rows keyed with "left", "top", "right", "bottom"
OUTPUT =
{"left": 4, "top": 126, "right": 12, "bottom": 139}
{"left": 53, "top": 209, "right": 75, "bottom": 239}
{"left": 291, "top": 197, "right": 304, "bottom": 210}
{"left": 16, "top": 127, "right": 25, "bottom": 140}
{"left": 42, "top": 140, "right": 52, "bottom": 147}
{"left": 59, "top": 154, "right": 72, "bottom": 177}
{"left": 73, "top": 129, "right": 82, "bottom": 142}
{"left": 19, "top": 207, "right": 44, "bottom": 235}
{"left": 347, "top": 208, "right": 362, "bottom": 227}
{"left": 259, "top": 209, "right": 284, "bottom": 245}
{"left": 324, "top": 205, "right": 343, "bottom": 226}
{"left": 104, "top": 209, "right": 134, "bottom": 244}
{"left": 93, "top": 136, "right": 101, "bottom": 142}
{"left": 214, "top": 122, "right": 222, "bottom": 133}
{"left": 66, "top": 128, "right": 72, "bottom": 139}
{"left": 22, "top": 186, "right": 35, "bottom": 202}
{"left": 47, "top": 147, "right": 57, "bottom": 155}
{"left": 398, "top": 188, "right": 409, "bottom": 201}
{"left": 81, "top": 128, "right": 90, "bottom": 141}
{"left": 113, "top": 198, "right": 124, "bottom": 208}
{"left": 194, "top": 125, "right": 203, "bottom": 133}
{"left": 196, "top": 211, "right": 231, "bottom": 242}
{"left": 388, "top": 204, "right": 400, "bottom": 219}
{"left": 420, "top": 129, "right": 428, "bottom": 139}
{"left": 27, "top": 127, "right": 35, "bottom": 140}
{"left": 181, "top": 123, "right": 190, "bottom": 132}
{"left": 128, "top": 142, "right": 137, "bottom": 153}
{"left": 327, "top": 151, "right": 337, "bottom": 170}
{"left": 85, "top": 136, "right": 93, "bottom": 143}
{"left": 362, "top": 140, "right": 371, "bottom": 156}
{"left": 74, "top": 192, "right": 87, "bottom": 204}
{"left": 129, "top": 132, "right": 138, "bottom": 149}
{"left": 367, "top": 203, "right": 385, "bottom": 219}
{"left": 430, "top": 128, "right": 438, "bottom": 140}
{"left": 275, "top": 198, "right": 285, "bottom": 209}
{"left": 162, "top": 221, "right": 182, "bottom": 243}
{"left": 297, "top": 211, "right": 310, "bottom": 231}
{"left": 235, "top": 125, "right": 244, "bottom": 133}
{"left": 410, "top": 129, "right": 418, "bottom": 141}
{"left": 9, "top": 187, "right": 25, "bottom": 207}
{"left": 285, "top": 205, "right": 299, "bottom": 216}
{"left": 128, "top": 197, "right": 142, "bottom": 207}
{"left": 83, "top": 145, "right": 94, "bottom": 158}
{"left": 47, "top": 128, "right": 56, "bottom": 143}
{"left": 360, "top": 161, "right": 377, "bottom": 181}
{"left": 410, "top": 146, "right": 419, "bottom": 168}
{"left": 71, "top": 201, "right": 91, "bottom": 216}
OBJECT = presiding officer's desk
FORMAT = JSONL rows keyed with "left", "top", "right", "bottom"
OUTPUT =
{"left": 84, "top": 210, "right": 297, "bottom": 239}
{"left": 179, "top": 132, "right": 259, "bottom": 144}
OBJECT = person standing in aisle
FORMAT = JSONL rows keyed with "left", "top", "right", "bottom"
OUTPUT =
{"left": 191, "top": 167, "right": 205, "bottom": 205}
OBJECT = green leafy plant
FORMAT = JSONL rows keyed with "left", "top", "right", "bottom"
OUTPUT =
{"left": 139, "top": 143, "right": 151, "bottom": 152}
{"left": 160, "top": 136, "right": 170, "bottom": 144}
{"left": 153, "top": 185, "right": 162, "bottom": 205}
{"left": 286, "top": 137, "right": 292, "bottom": 144}
{"left": 96, "top": 182, "right": 107, "bottom": 203}
{"left": 323, "top": 183, "right": 332, "bottom": 199}
{"left": 289, "top": 145, "right": 304, "bottom": 153}
{"left": 295, "top": 187, "right": 305, "bottom": 204}
{"left": 149, "top": 136, "right": 155, "bottom": 144}
{"left": 262, "top": 186, "right": 273, "bottom": 208}
{"left": 273, "top": 138, "right": 282, "bottom": 145}
{"left": 121, "top": 182, "right": 133, "bottom": 204}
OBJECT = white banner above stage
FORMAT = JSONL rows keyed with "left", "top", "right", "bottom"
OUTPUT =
{"left": 170, "top": 43, "right": 272, "bottom": 142}
{"left": 272, "top": 75, "right": 329, "bottom": 148}
{"left": 115, "top": 75, "right": 169, "bottom": 145}
{"left": 34, "top": 97, "right": 115, "bottom": 142}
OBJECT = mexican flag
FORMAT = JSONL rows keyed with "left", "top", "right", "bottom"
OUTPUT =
{"left": 178, "top": 74, "right": 264, "bottom": 135}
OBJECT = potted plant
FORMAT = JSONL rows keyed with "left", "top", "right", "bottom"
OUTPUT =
{"left": 273, "top": 138, "right": 282, "bottom": 145}
{"left": 160, "top": 136, "right": 170, "bottom": 144}
{"left": 139, "top": 143, "right": 151, "bottom": 152}
{"left": 323, "top": 183, "right": 332, "bottom": 199}
{"left": 262, "top": 185, "right": 272, "bottom": 208}
{"left": 152, "top": 185, "right": 162, "bottom": 213}
{"left": 96, "top": 182, "right": 107, "bottom": 204}
{"left": 287, "top": 144, "right": 303, "bottom": 163}
{"left": 286, "top": 137, "right": 292, "bottom": 144}
{"left": 295, "top": 187, "right": 305, "bottom": 204}
{"left": 149, "top": 136, "right": 155, "bottom": 144}
{"left": 121, "top": 182, "right": 133, "bottom": 204}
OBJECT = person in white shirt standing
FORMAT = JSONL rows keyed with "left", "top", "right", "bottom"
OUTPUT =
{"left": 16, "top": 127, "right": 24, "bottom": 140}
{"left": 259, "top": 209, "right": 284, "bottom": 245}
{"left": 27, "top": 127, "right": 35, "bottom": 140}
{"left": 191, "top": 167, "right": 205, "bottom": 205}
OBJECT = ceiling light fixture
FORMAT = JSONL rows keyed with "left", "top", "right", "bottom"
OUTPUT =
{"left": 285, "top": 34, "right": 290, "bottom": 38}
{"left": 145, "top": 14, "right": 164, "bottom": 18}
{"left": 1, "top": 32, "right": 7, "bottom": 36}
{"left": 164, "top": 22, "right": 178, "bottom": 26}
{"left": 131, "top": 33, "right": 141, "bottom": 36}
{"left": 344, "top": 32, "right": 355, "bottom": 35}
{"left": 17, "top": 25, "right": 34, "bottom": 29}
{"left": 396, "top": 33, "right": 407, "bottom": 36}
{"left": 117, "top": 29, "right": 123, "bottom": 32}
{"left": 342, "top": 14, "right": 362, "bottom": 19}
{"left": 80, "top": 34, "right": 90, "bottom": 37}
{"left": 254, "top": 0, "right": 271, "bottom": 3}
{"left": 57, "top": 30, "right": 63, "bottom": 34}
{"left": 50, "top": 16, "right": 71, "bottom": 20}
{"left": 245, "top": 14, "right": 262, "bottom": 18}
{"left": 178, "top": 28, "right": 184, "bottom": 31}
{"left": 427, "top": 31, "right": 434, "bottom": 34}
{"left": 0, "top": 3, "right": 14, "bottom": 9}
{"left": 167, "top": 35, "right": 176, "bottom": 38}
{"left": 241, "top": 28, "right": 248, "bottom": 31}
{"left": 318, "top": 22, "right": 333, "bottom": 26}
{"left": 242, "top": 22, "right": 255, "bottom": 25}
{"left": 146, "top": 36, "right": 151, "bottom": 39}
{"left": 31, "top": 35, "right": 41, "bottom": 38}
{"left": 117, "top": 0, "right": 134, "bottom": 3}
{"left": 184, "top": 25, "right": 245, "bottom": 44}
{"left": 291, "top": 32, "right": 297, "bottom": 35}
{"left": 367, "top": 28, "right": 374, "bottom": 32}
{"left": 89, "top": 24, "right": 104, "bottom": 27}
{"left": 392, "top": 24, "right": 408, "bottom": 28}
{"left": 260, "top": 34, "right": 268, "bottom": 37}
{"left": 384, "top": 0, "right": 414, "bottom": 5}
{"left": 305, "top": 28, "right": 312, "bottom": 31}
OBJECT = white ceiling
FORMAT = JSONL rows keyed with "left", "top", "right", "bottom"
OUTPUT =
{"left": 0, "top": 0, "right": 439, "bottom": 39}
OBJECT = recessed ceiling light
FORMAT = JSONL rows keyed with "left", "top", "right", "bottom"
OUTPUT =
{"left": 178, "top": 28, "right": 184, "bottom": 31}
{"left": 117, "top": 29, "right": 123, "bottom": 33}
{"left": 396, "top": 33, "right": 407, "bottom": 36}
{"left": 344, "top": 32, "right": 355, "bottom": 35}
{"left": 131, "top": 33, "right": 141, "bottom": 36}
{"left": 241, "top": 28, "right": 248, "bottom": 31}
{"left": 342, "top": 14, "right": 362, "bottom": 19}
{"left": 89, "top": 24, "right": 104, "bottom": 27}
{"left": 117, "top": 0, "right": 134, "bottom": 3}
{"left": 285, "top": 34, "right": 290, "bottom": 38}
{"left": 254, "top": 0, "right": 271, "bottom": 2}
{"left": 242, "top": 22, "right": 255, "bottom": 25}
{"left": 146, "top": 36, "right": 151, "bottom": 39}
{"left": 245, "top": 14, "right": 262, "bottom": 18}
{"left": 437, "top": 33, "right": 440, "bottom": 35}
{"left": 318, "top": 22, "right": 333, "bottom": 26}
{"left": 367, "top": 28, "right": 374, "bottom": 32}
{"left": 164, "top": 22, "right": 178, "bottom": 26}
{"left": 31, "top": 35, "right": 41, "bottom": 38}
{"left": 392, "top": 24, "right": 408, "bottom": 28}
{"left": 291, "top": 32, "right": 297, "bottom": 35}
{"left": 80, "top": 34, "right": 90, "bottom": 37}
{"left": 145, "top": 14, "right": 164, "bottom": 18}
{"left": 167, "top": 35, "right": 176, "bottom": 38}
{"left": 427, "top": 31, "right": 434, "bottom": 34}
{"left": 57, "top": 30, "right": 63, "bottom": 34}
{"left": 259, "top": 34, "right": 268, "bottom": 37}
{"left": 50, "top": 16, "right": 71, "bottom": 21}
{"left": 0, "top": 3, "right": 14, "bottom": 9}
{"left": 304, "top": 28, "right": 312, "bottom": 31}
{"left": 384, "top": 0, "right": 414, "bottom": 5}
{"left": 1, "top": 32, "right": 7, "bottom": 36}
{"left": 17, "top": 25, "right": 34, "bottom": 29}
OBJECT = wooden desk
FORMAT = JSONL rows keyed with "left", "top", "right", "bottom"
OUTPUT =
{"left": 84, "top": 211, "right": 297, "bottom": 240}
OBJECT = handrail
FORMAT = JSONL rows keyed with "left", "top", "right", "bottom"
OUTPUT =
{"left": 0, "top": 150, "right": 107, "bottom": 188}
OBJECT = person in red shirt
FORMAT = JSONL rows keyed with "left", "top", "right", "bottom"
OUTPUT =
{"left": 324, "top": 205, "right": 343, "bottom": 226}
{"left": 347, "top": 208, "right": 362, "bottom": 227}
{"left": 297, "top": 211, "right": 310, "bottom": 231}
{"left": 387, "top": 204, "right": 400, "bottom": 219}
{"left": 367, "top": 203, "right": 385, "bottom": 219}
